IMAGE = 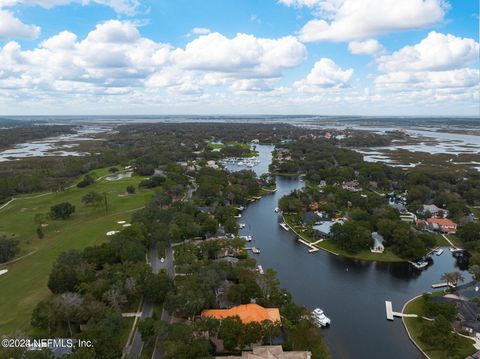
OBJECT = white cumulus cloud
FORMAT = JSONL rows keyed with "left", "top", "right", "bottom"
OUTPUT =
{"left": 294, "top": 58, "right": 353, "bottom": 92}
{"left": 374, "top": 32, "right": 479, "bottom": 97}
{"left": 377, "top": 31, "right": 480, "bottom": 72}
{"left": 0, "top": 8, "right": 40, "bottom": 39}
{"left": 191, "top": 27, "right": 211, "bottom": 35}
{"left": 173, "top": 32, "right": 307, "bottom": 78}
{"left": 348, "top": 39, "right": 384, "bottom": 55}
{"left": 295, "top": 0, "right": 448, "bottom": 42}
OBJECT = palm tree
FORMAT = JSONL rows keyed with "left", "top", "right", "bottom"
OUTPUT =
{"left": 469, "top": 265, "right": 480, "bottom": 281}
{"left": 441, "top": 271, "right": 465, "bottom": 287}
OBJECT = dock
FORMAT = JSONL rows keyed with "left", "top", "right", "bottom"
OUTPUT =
{"left": 385, "top": 300, "right": 408, "bottom": 320}
{"left": 281, "top": 215, "right": 339, "bottom": 256}
{"left": 386, "top": 301, "right": 394, "bottom": 320}
{"left": 297, "top": 237, "right": 320, "bottom": 253}
{"left": 432, "top": 282, "right": 454, "bottom": 289}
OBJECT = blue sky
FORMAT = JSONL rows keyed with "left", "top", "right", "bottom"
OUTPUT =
{"left": 0, "top": 0, "right": 478, "bottom": 115}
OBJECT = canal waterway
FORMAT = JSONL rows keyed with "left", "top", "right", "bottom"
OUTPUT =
{"left": 233, "top": 144, "right": 471, "bottom": 359}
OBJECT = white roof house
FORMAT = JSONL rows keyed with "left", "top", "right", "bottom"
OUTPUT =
{"left": 371, "top": 232, "right": 385, "bottom": 253}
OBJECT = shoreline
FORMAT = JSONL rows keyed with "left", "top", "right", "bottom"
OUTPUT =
{"left": 401, "top": 294, "right": 431, "bottom": 359}
{"left": 281, "top": 214, "right": 405, "bottom": 263}
{"left": 401, "top": 293, "right": 477, "bottom": 359}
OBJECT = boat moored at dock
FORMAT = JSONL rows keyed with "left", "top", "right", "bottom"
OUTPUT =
{"left": 312, "top": 308, "right": 331, "bottom": 327}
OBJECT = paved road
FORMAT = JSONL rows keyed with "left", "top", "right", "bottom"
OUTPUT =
{"left": 152, "top": 180, "right": 192, "bottom": 359}
{"left": 151, "top": 244, "right": 175, "bottom": 359}
{"left": 125, "top": 242, "right": 159, "bottom": 358}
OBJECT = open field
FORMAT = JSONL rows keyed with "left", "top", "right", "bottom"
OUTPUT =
{"left": 403, "top": 295, "right": 476, "bottom": 359}
{"left": 0, "top": 169, "right": 153, "bottom": 334}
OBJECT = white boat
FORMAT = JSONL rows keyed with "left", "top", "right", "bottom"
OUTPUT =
{"left": 410, "top": 260, "right": 428, "bottom": 270}
{"left": 0, "top": 269, "right": 8, "bottom": 276}
{"left": 312, "top": 308, "right": 331, "bottom": 327}
{"left": 257, "top": 265, "right": 264, "bottom": 274}
{"left": 279, "top": 222, "right": 290, "bottom": 231}
{"left": 274, "top": 207, "right": 280, "bottom": 213}
{"left": 240, "top": 235, "right": 253, "bottom": 242}
{"left": 252, "top": 247, "right": 260, "bottom": 254}
{"left": 239, "top": 223, "right": 246, "bottom": 229}
{"left": 435, "top": 248, "right": 444, "bottom": 256}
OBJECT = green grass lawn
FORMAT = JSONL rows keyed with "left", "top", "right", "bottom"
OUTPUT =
{"left": 0, "top": 169, "right": 153, "bottom": 335}
{"left": 314, "top": 239, "right": 403, "bottom": 262}
{"left": 403, "top": 295, "right": 476, "bottom": 359}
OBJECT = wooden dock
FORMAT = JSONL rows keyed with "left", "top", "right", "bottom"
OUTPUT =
{"left": 297, "top": 237, "right": 320, "bottom": 253}
{"left": 432, "top": 282, "right": 453, "bottom": 289}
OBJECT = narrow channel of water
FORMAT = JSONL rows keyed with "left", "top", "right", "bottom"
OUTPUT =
{"left": 234, "top": 144, "right": 471, "bottom": 359}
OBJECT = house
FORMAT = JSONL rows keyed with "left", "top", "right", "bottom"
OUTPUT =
{"left": 313, "top": 221, "right": 334, "bottom": 237}
{"left": 371, "top": 232, "right": 385, "bottom": 253}
{"left": 217, "top": 345, "right": 311, "bottom": 359}
{"left": 416, "top": 219, "right": 439, "bottom": 232}
{"left": 318, "top": 180, "right": 327, "bottom": 188}
{"left": 399, "top": 212, "right": 417, "bottom": 223}
{"left": 421, "top": 204, "right": 449, "bottom": 218}
{"left": 426, "top": 218, "right": 457, "bottom": 234}
{"left": 206, "top": 160, "right": 219, "bottom": 169}
{"left": 341, "top": 180, "right": 362, "bottom": 192}
{"left": 201, "top": 304, "right": 281, "bottom": 325}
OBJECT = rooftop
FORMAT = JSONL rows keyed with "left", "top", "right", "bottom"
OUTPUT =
{"left": 426, "top": 218, "right": 457, "bottom": 226}
{"left": 201, "top": 304, "right": 280, "bottom": 324}
{"left": 217, "top": 345, "right": 311, "bottom": 359}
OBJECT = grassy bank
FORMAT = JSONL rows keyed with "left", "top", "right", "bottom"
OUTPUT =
{"left": 403, "top": 295, "right": 476, "bottom": 359}
{"left": 283, "top": 214, "right": 404, "bottom": 263}
{"left": 0, "top": 169, "right": 153, "bottom": 334}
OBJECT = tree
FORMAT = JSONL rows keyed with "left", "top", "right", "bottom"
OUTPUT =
{"left": 0, "top": 236, "right": 19, "bottom": 263}
{"left": 77, "top": 312, "right": 125, "bottom": 359}
{"left": 420, "top": 315, "right": 459, "bottom": 354}
{"left": 457, "top": 223, "right": 480, "bottom": 243}
{"left": 242, "top": 322, "right": 263, "bottom": 348}
{"left": 331, "top": 221, "right": 371, "bottom": 254}
{"left": 261, "top": 320, "right": 281, "bottom": 345}
{"left": 469, "top": 265, "right": 480, "bottom": 281}
{"left": 143, "top": 272, "right": 173, "bottom": 304}
{"left": 36, "top": 225, "right": 44, "bottom": 239}
{"left": 48, "top": 250, "right": 94, "bottom": 294}
{"left": 126, "top": 185, "right": 136, "bottom": 194}
{"left": 82, "top": 191, "right": 103, "bottom": 208}
{"left": 284, "top": 321, "right": 330, "bottom": 359}
{"left": 441, "top": 271, "right": 465, "bottom": 287}
{"left": 218, "top": 316, "right": 243, "bottom": 351}
{"left": 77, "top": 174, "right": 95, "bottom": 188}
{"left": 50, "top": 202, "right": 75, "bottom": 220}
{"left": 138, "top": 317, "right": 157, "bottom": 346}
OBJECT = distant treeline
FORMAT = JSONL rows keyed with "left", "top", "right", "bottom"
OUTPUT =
{"left": 0, "top": 122, "right": 311, "bottom": 202}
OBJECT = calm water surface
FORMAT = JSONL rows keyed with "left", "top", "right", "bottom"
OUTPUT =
{"left": 235, "top": 145, "right": 470, "bottom": 359}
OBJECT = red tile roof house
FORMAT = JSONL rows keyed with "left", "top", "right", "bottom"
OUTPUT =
{"left": 426, "top": 218, "right": 458, "bottom": 234}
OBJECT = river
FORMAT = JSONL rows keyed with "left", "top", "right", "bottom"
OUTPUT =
{"left": 233, "top": 144, "right": 471, "bottom": 359}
